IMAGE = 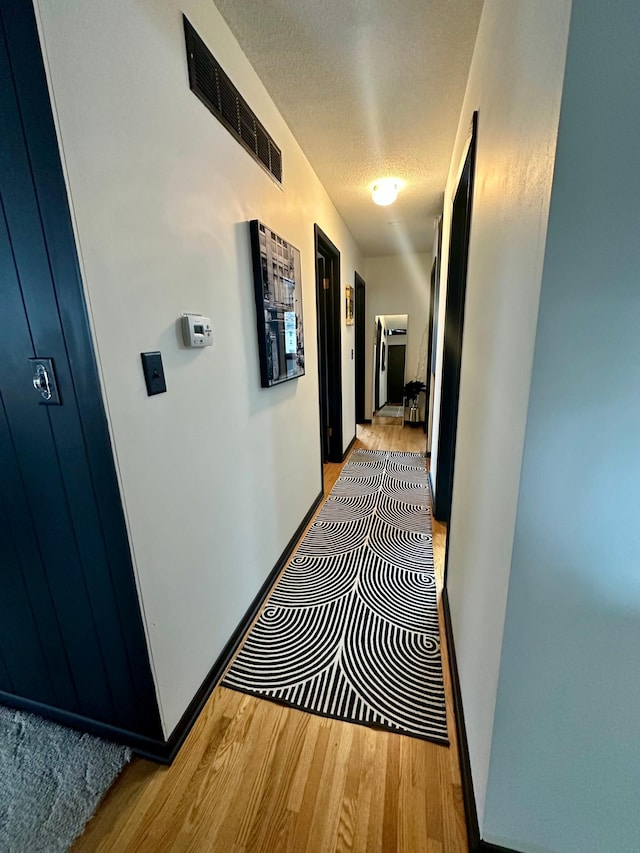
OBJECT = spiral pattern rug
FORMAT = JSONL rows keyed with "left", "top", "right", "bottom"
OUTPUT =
{"left": 222, "top": 450, "right": 448, "bottom": 745}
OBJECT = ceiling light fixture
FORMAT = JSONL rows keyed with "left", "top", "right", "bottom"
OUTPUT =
{"left": 371, "top": 178, "right": 400, "bottom": 206}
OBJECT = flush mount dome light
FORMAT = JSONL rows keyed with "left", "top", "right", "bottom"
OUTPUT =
{"left": 371, "top": 179, "right": 400, "bottom": 206}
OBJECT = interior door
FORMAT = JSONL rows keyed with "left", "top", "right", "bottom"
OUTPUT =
{"left": 314, "top": 226, "right": 343, "bottom": 462}
{"left": 387, "top": 345, "right": 406, "bottom": 404}
{"left": 0, "top": 2, "right": 161, "bottom": 738}
{"left": 433, "top": 114, "right": 477, "bottom": 521}
{"left": 317, "top": 255, "right": 331, "bottom": 461}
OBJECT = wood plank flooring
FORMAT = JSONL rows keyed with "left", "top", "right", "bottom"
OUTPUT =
{"left": 73, "top": 424, "right": 465, "bottom": 853}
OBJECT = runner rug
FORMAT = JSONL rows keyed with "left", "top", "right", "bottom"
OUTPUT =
{"left": 222, "top": 450, "right": 448, "bottom": 745}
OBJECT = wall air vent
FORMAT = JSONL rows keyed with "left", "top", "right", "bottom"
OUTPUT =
{"left": 184, "top": 17, "right": 283, "bottom": 185}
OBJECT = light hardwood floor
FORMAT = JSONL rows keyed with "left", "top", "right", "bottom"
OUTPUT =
{"left": 73, "top": 424, "right": 465, "bottom": 853}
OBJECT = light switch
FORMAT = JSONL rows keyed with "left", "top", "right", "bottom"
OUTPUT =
{"left": 140, "top": 351, "right": 167, "bottom": 396}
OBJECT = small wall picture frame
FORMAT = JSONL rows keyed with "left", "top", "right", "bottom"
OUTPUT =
{"left": 345, "top": 285, "right": 354, "bottom": 325}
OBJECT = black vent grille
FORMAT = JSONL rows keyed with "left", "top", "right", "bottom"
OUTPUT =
{"left": 184, "top": 17, "right": 282, "bottom": 185}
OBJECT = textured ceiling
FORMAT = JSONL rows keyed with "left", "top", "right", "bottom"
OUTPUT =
{"left": 214, "top": 0, "right": 483, "bottom": 256}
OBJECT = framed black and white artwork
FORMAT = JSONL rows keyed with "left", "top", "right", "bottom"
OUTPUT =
{"left": 249, "top": 220, "right": 305, "bottom": 387}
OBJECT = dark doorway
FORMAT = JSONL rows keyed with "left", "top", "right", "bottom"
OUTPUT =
{"left": 354, "top": 272, "right": 366, "bottom": 423}
{"left": 315, "top": 225, "right": 342, "bottom": 463}
{"left": 0, "top": 0, "right": 161, "bottom": 738}
{"left": 387, "top": 345, "right": 406, "bottom": 404}
{"left": 425, "top": 255, "right": 438, "bottom": 445}
{"left": 373, "top": 319, "right": 382, "bottom": 412}
{"left": 433, "top": 113, "right": 478, "bottom": 521}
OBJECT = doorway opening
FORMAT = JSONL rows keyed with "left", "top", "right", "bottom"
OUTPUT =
{"left": 425, "top": 238, "right": 441, "bottom": 451}
{"left": 433, "top": 113, "right": 478, "bottom": 521}
{"left": 314, "top": 225, "right": 342, "bottom": 464}
{"left": 354, "top": 272, "right": 366, "bottom": 424}
{"left": 372, "top": 313, "right": 408, "bottom": 425}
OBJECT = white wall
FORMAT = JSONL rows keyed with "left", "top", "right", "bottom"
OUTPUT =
{"left": 484, "top": 1, "right": 640, "bottom": 850}
{"left": 431, "top": 0, "right": 572, "bottom": 828}
{"left": 363, "top": 254, "right": 431, "bottom": 420}
{"left": 36, "top": 0, "right": 361, "bottom": 735}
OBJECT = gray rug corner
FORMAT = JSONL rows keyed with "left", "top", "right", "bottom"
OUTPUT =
{"left": 0, "top": 704, "right": 131, "bottom": 853}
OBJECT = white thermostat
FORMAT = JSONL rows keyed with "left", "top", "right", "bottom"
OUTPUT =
{"left": 181, "top": 313, "right": 213, "bottom": 348}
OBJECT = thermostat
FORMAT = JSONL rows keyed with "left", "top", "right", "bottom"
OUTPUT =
{"left": 181, "top": 313, "right": 213, "bottom": 348}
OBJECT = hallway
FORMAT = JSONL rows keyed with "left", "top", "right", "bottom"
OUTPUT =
{"left": 73, "top": 425, "right": 465, "bottom": 852}
{"left": 1, "top": 0, "right": 636, "bottom": 848}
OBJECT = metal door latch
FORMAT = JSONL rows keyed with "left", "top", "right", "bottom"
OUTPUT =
{"left": 29, "top": 358, "right": 61, "bottom": 405}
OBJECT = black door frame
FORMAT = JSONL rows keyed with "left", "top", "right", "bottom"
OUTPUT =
{"left": 354, "top": 271, "right": 366, "bottom": 424}
{"left": 427, "top": 220, "right": 443, "bottom": 454}
{"left": 374, "top": 319, "right": 382, "bottom": 413}
{"left": 433, "top": 112, "right": 478, "bottom": 522}
{"left": 424, "top": 258, "right": 437, "bottom": 440}
{"left": 314, "top": 225, "right": 343, "bottom": 464}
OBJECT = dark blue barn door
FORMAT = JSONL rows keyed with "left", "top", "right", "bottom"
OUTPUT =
{"left": 0, "top": 2, "right": 161, "bottom": 740}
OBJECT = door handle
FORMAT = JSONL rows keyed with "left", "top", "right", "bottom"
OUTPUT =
{"left": 29, "top": 358, "right": 62, "bottom": 405}
{"left": 33, "top": 363, "right": 52, "bottom": 401}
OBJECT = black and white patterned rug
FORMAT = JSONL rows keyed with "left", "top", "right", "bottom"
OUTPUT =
{"left": 222, "top": 450, "right": 448, "bottom": 745}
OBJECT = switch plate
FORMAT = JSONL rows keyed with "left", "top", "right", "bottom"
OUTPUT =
{"left": 140, "top": 351, "right": 167, "bottom": 396}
